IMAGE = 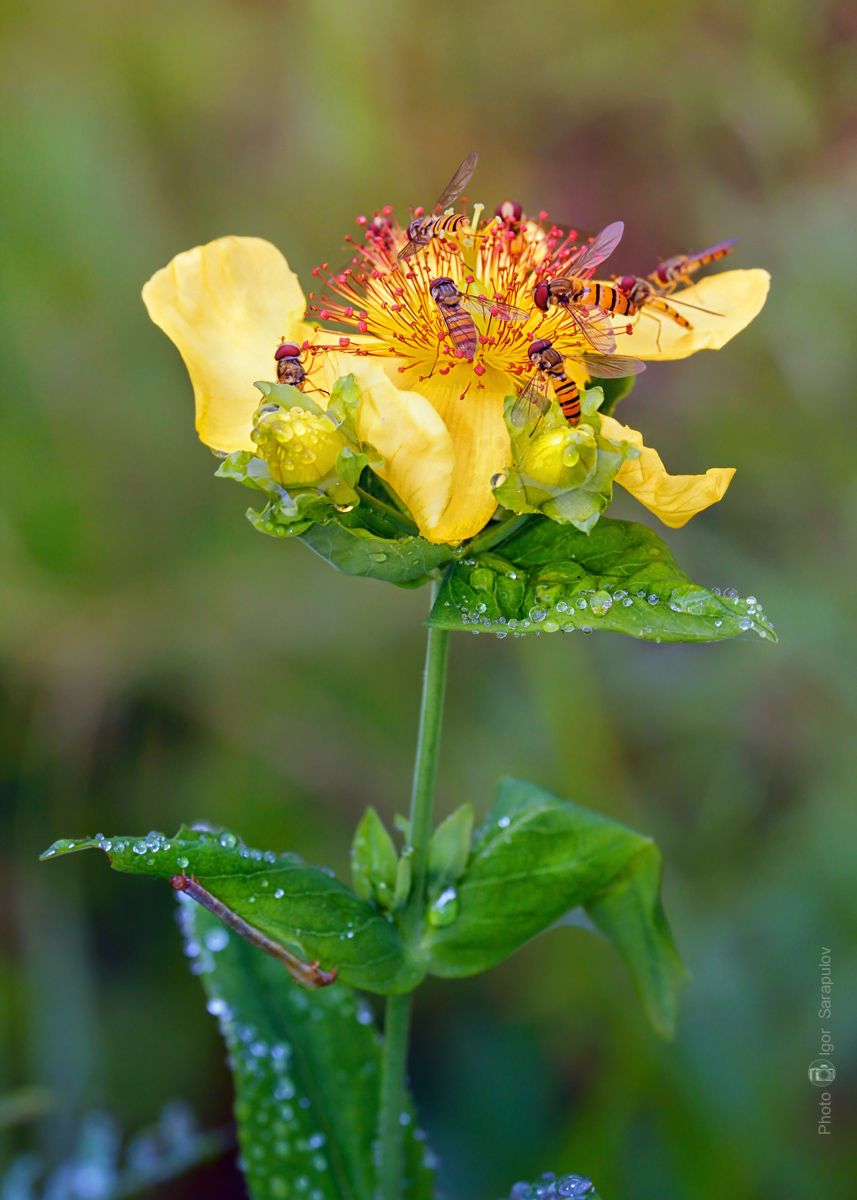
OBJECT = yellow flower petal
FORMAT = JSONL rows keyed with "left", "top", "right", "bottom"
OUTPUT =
{"left": 415, "top": 367, "right": 511, "bottom": 543}
{"left": 601, "top": 415, "right": 735, "bottom": 528}
{"left": 613, "top": 269, "right": 770, "bottom": 361}
{"left": 142, "top": 236, "right": 310, "bottom": 453}
{"left": 316, "top": 355, "right": 455, "bottom": 536}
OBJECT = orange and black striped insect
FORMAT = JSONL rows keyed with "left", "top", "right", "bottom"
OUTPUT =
{"left": 532, "top": 221, "right": 634, "bottom": 347}
{"left": 511, "top": 338, "right": 645, "bottom": 431}
{"left": 429, "top": 276, "right": 528, "bottom": 363}
{"left": 612, "top": 240, "right": 735, "bottom": 342}
{"left": 649, "top": 239, "right": 735, "bottom": 291}
{"left": 397, "top": 152, "right": 479, "bottom": 263}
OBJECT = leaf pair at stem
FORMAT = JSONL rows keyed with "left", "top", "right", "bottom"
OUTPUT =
{"left": 41, "top": 778, "right": 684, "bottom": 1036}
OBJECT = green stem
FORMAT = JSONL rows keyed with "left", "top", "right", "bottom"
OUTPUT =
{"left": 355, "top": 486, "right": 419, "bottom": 535}
{"left": 465, "top": 512, "right": 529, "bottom": 556}
{"left": 376, "top": 581, "right": 450, "bottom": 1200}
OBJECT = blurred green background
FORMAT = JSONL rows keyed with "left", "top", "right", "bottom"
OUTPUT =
{"left": 2, "top": 0, "right": 855, "bottom": 1196}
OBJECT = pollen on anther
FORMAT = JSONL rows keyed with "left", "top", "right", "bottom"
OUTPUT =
{"left": 474, "top": 363, "right": 486, "bottom": 376}
{"left": 339, "top": 337, "right": 350, "bottom": 348}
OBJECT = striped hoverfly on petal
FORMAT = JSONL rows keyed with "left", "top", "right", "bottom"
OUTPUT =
{"left": 533, "top": 221, "right": 640, "bottom": 344}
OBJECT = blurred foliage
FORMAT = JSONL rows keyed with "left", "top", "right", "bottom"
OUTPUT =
{"left": 1, "top": 0, "right": 855, "bottom": 1197}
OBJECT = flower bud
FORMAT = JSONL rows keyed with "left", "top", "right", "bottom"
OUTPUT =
{"left": 518, "top": 425, "right": 597, "bottom": 489}
{"left": 251, "top": 404, "right": 345, "bottom": 486}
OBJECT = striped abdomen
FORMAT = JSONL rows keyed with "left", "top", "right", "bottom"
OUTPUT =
{"left": 439, "top": 303, "right": 478, "bottom": 361}
{"left": 688, "top": 241, "right": 734, "bottom": 269}
{"left": 552, "top": 372, "right": 580, "bottom": 426}
{"left": 646, "top": 296, "right": 692, "bottom": 329}
{"left": 432, "top": 213, "right": 468, "bottom": 237}
{"left": 575, "top": 279, "right": 636, "bottom": 316}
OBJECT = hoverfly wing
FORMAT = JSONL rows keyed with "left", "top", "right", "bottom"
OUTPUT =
{"left": 567, "top": 220, "right": 624, "bottom": 277}
{"left": 511, "top": 372, "right": 551, "bottom": 428}
{"left": 578, "top": 354, "right": 646, "bottom": 379}
{"left": 562, "top": 303, "right": 617, "bottom": 355}
{"left": 433, "top": 151, "right": 479, "bottom": 214}
{"left": 396, "top": 236, "right": 423, "bottom": 263}
{"left": 460, "top": 294, "right": 529, "bottom": 323}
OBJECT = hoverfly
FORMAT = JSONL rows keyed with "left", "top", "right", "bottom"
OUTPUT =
{"left": 429, "top": 276, "right": 528, "bottom": 363}
{"left": 613, "top": 240, "right": 735, "bottom": 335}
{"left": 268, "top": 340, "right": 330, "bottom": 402}
{"left": 533, "top": 221, "right": 635, "bottom": 348}
{"left": 274, "top": 340, "right": 308, "bottom": 388}
{"left": 511, "top": 337, "right": 645, "bottom": 430}
{"left": 397, "top": 152, "right": 479, "bottom": 263}
{"left": 650, "top": 239, "right": 735, "bottom": 291}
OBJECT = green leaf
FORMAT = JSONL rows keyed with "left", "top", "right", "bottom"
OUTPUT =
{"left": 393, "top": 848, "right": 414, "bottom": 909}
{"left": 299, "top": 520, "right": 453, "bottom": 588}
{"left": 180, "top": 902, "right": 436, "bottom": 1200}
{"left": 41, "top": 828, "right": 422, "bottom": 994}
{"left": 421, "top": 778, "right": 686, "bottom": 1036}
{"left": 598, "top": 373, "right": 637, "bottom": 416}
{"left": 427, "top": 516, "right": 776, "bottom": 643}
{"left": 427, "top": 804, "right": 473, "bottom": 898}
{"left": 350, "top": 807, "right": 398, "bottom": 910}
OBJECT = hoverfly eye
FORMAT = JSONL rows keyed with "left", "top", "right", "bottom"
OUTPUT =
{"left": 655, "top": 266, "right": 670, "bottom": 284}
{"left": 275, "top": 341, "right": 301, "bottom": 360}
{"left": 619, "top": 275, "right": 635, "bottom": 292}
{"left": 528, "top": 338, "right": 551, "bottom": 360}
{"left": 533, "top": 283, "right": 549, "bottom": 312}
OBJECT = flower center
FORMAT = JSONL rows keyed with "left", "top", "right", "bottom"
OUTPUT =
{"left": 306, "top": 205, "right": 597, "bottom": 392}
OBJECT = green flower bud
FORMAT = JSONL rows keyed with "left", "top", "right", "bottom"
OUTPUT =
{"left": 518, "top": 425, "right": 597, "bottom": 490}
{"left": 252, "top": 404, "right": 345, "bottom": 487}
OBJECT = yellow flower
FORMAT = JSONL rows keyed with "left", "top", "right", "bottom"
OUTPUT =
{"left": 601, "top": 415, "right": 734, "bottom": 528}
{"left": 142, "top": 204, "right": 768, "bottom": 543}
{"left": 142, "top": 237, "right": 454, "bottom": 535}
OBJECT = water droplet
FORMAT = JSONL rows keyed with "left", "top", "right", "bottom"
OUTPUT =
{"left": 589, "top": 590, "right": 613, "bottom": 617}
{"left": 219, "top": 831, "right": 238, "bottom": 849}
{"left": 428, "top": 886, "right": 459, "bottom": 928}
{"left": 177, "top": 855, "right": 189, "bottom": 869}
{"left": 529, "top": 607, "right": 546, "bottom": 622}
{"left": 370, "top": 552, "right": 388, "bottom": 563}
{"left": 205, "top": 927, "right": 230, "bottom": 952}
{"left": 132, "top": 840, "right": 147, "bottom": 855}
{"left": 622, "top": 596, "right": 633, "bottom": 607}
{"left": 335, "top": 502, "right": 356, "bottom": 513}
{"left": 647, "top": 593, "right": 659, "bottom": 606}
